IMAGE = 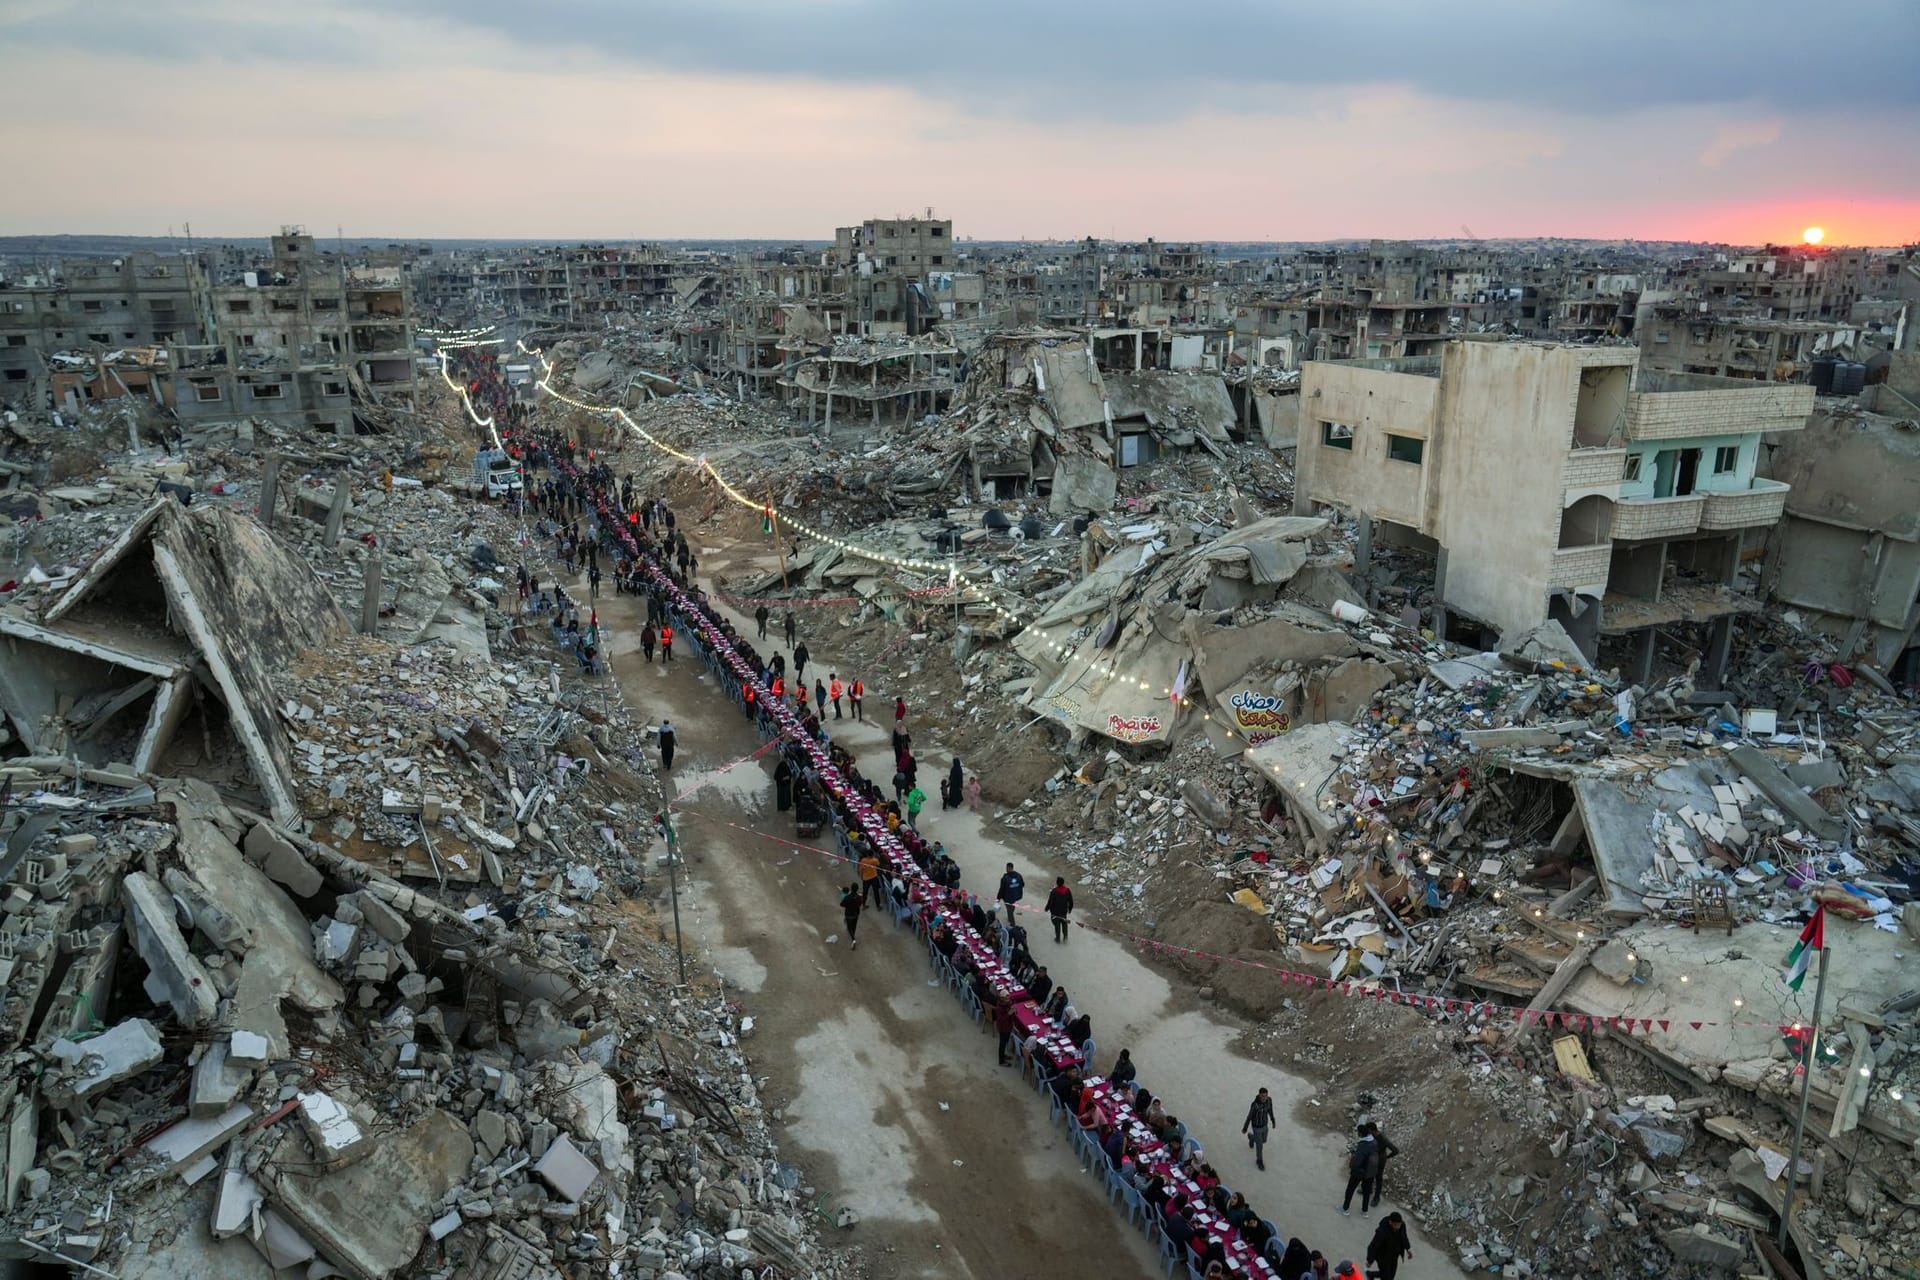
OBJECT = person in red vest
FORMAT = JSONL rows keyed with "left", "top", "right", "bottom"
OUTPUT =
{"left": 828, "top": 675, "right": 845, "bottom": 719}
{"left": 660, "top": 623, "right": 674, "bottom": 662}
{"left": 849, "top": 678, "right": 864, "bottom": 720}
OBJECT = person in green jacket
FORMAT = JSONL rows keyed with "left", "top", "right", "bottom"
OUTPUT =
{"left": 906, "top": 784, "right": 927, "bottom": 829}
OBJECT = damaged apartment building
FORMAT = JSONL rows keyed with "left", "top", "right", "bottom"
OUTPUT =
{"left": 1292, "top": 339, "right": 1815, "bottom": 685}
{"left": 0, "top": 228, "right": 422, "bottom": 438}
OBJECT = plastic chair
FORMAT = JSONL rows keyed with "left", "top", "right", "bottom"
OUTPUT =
{"left": 1156, "top": 1232, "right": 1184, "bottom": 1280}
{"left": 1080, "top": 1036, "right": 1098, "bottom": 1065}
{"left": 1181, "top": 1136, "right": 1204, "bottom": 1163}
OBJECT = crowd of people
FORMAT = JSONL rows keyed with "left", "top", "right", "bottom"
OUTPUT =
{"left": 449, "top": 348, "right": 1417, "bottom": 1280}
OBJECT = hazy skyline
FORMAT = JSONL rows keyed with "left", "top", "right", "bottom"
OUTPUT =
{"left": 2, "top": 0, "right": 1916, "bottom": 246}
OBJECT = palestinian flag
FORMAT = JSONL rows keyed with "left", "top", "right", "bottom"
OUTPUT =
{"left": 1784, "top": 906, "right": 1824, "bottom": 992}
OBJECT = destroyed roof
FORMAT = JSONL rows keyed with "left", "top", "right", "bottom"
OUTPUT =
{"left": 11, "top": 499, "right": 350, "bottom": 823}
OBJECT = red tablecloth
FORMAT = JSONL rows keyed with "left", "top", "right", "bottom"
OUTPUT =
{"left": 1085, "top": 1080, "right": 1276, "bottom": 1277}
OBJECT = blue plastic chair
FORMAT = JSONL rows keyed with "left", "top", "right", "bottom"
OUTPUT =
{"left": 1156, "top": 1232, "right": 1184, "bottom": 1280}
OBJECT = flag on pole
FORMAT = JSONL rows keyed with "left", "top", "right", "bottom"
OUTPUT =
{"left": 1784, "top": 906, "right": 1824, "bottom": 991}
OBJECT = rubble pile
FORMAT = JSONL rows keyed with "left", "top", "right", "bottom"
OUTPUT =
{"left": 0, "top": 380, "right": 845, "bottom": 1279}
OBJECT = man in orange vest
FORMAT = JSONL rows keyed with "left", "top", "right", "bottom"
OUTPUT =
{"left": 849, "top": 678, "right": 864, "bottom": 721}
{"left": 829, "top": 674, "right": 845, "bottom": 719}
{"left": 660, "top": 623, "right": 674, "bottom": 662}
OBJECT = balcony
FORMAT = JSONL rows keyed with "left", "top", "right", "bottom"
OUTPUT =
{"left": 1612, "top": 494, "right": 1704, "bottom": 540}
{"left": 1700, "top": 478, "right": 1789, "bottom": 531}
{"left": 1563, "top": 447, "right": 1627, "bottom": 492}
{"left": 1551, "top": 544, "right": 1612, "bottom": 589}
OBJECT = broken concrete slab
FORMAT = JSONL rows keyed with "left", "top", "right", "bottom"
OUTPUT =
{"left": 1047, "top": 453, "right": 1117, "bottom": 515}
{"left": 533, "top": 1132, "right": 598, "bottom": 1203}
{"left": 122, "top": 871, "right": 219, "bottom": 1027}
{"left": 46, "top": 1019, "right": 164, "bottom": 1106}
{"left": 1728, "top": 745, "right": 1843, "bottom": 840}
{"left": 212, "top": 1164, "right": 264, "bottom": 1238}
{"left": 1661, "top": 1223, "right": 1747, "bottom": 1270}
{"left": 189, "top": 1041, "right": 253, "bottom": 1118}
{"left": 263, "top": 1107, "right": 472, "bottom": 1280}
{"left": 259, "top": 838, "right": 322, "bottom": 898}
{"left": 139, "top": 1103, "right": 255, "bottom": 1178}
{"left": 295, "top": 1091, "right": 370, "bottom": 1169}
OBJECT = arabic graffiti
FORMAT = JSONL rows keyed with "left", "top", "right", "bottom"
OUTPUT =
{"left": 1227, "top": 688, "right": 1292, "bottom": 745}
{"left": 1106, "top": 713, "right": 1165, "bottom": 743}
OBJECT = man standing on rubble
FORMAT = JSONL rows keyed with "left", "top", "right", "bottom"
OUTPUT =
{"left": 657, "top": 719, "right": 677, "bottom": 771}
{"left": 1045, "top": 876, "right": 1074, "bottom": 943}
{"left": 756, "top": 604, "right": 770, "bottom": 639}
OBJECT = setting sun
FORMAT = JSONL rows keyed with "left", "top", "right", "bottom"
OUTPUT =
{"left": 1803, "top": 225, "right": 1826, "bottom": 245}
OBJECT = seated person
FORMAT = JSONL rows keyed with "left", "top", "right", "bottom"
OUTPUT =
{"left": 1154, "top": 1113, "right": 1183, "bottom": 1147}
{"left": 1064, "top": 1013, "right": 1092, "bottom": 1049}
{"left": 966, "top": 896, "right": 991, "bottom": 935}
{"left": 1007, "top": 941, "right": 1035, "bottom": 984}
{"left": 1224, "top": 1191, "right": 1255, "bottom": 1229}
{"left": 1133, "top": 1084, "right": 1153, "bottom": 1113}
{"left": 1205, "top": 1182, "right": 1231, "bottom": 1214}
{"left": 1049, "top": 1066, "right": 1083, "bottom": 1107}
{"left": 1101, "top": 1124, "right": 1127, "bottom": 1169}
{"left": 1240, "top": 1215, "right": 1274, "bottom": 1254}
{"left": 1161, "top": 1202, "right": 1196, "bottom": 1255}
{"left": 1142, "top": 1173, "right": 1170, "bottom": 1210}
{"left": 1043, "top": 987, "right": 1070, "bottom": 1023}
{"left": 1024, "top": 964, "right": 1051, "bottom": 1003}
{"left": 932, "top": 925, "right": 960, "bottom": 959}
{"left": 1144, "top": 1097, "right": 1169, "bottom": 1130}
{"left": 1193, "top": 1162, "right": 1221, "bottom": 1193}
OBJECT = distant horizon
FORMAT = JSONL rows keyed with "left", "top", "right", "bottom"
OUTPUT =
{"left": 2, "top": 230, "right": 1910, "bottom": 253}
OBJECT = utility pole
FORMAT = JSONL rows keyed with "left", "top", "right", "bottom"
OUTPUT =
{"left": 768, "top": 485, "right": 789, "bottom": 591}
{"left": 660, "top": 812, "right": 686, "bottom": 984}
{"left": 1779, "top": 945, "right": 1830, "bottom": 1249}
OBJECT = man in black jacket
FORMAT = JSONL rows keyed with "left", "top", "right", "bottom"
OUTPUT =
{"left": 995, "top": 862, "right": 1026, "bottom": 926}
{"left": 1045, "top": 877, "right": 1074, "bottom": 943}
{"left": 1242, "top": 1087, "right": 1276, "bottom": 1170}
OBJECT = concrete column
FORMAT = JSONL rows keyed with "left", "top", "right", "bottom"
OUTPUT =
{"left": 1704, "top": 615, "right": 1734, "bottom": 688}
{"left": 360, "top": 553, "right": 383, "bottom": 635}
{"left": 258, "top": 454, "right": 283, "bottom": 529}
{"left": 1634, "top": 628, "right": 1658, "bottom": 686}
{"left": 323, "top": 479, "right": 350, "bottom": 547}
{"left": 1431, "top": 546, "right": 1450, "bottom": 642}
{"left": 1354, "top": 513, "right": 1375, "bottom": 576}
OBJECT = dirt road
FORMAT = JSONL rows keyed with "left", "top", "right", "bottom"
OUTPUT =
{"left": 594, "top": 544, "right": 1466, "bottom": 1280}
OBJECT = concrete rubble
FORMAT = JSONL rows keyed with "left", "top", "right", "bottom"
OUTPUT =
{"left": 0, "top": 384, "right": 837, "bottom": 1280}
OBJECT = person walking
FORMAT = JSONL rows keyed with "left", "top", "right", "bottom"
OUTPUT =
{"left": 657, "top": 720, "right": 677, "bottom": 772}
{"left": 839, "top": 882, "right": 863, "bottom": 950}
{"left": 859, "top": 849, "right": 884, "bottom": 908}
{"left": 1045, "top": 876, "right": 1074, "bottom": 943}
{"left": 829, "top": 674, "right": 844, "bottom": 719}
{"left": 755, "top": 604, "right": 769, "bottom": 639}
{"left": 905, "top": 782, "right": 926, "bottom": 829}
{"left": 660, "top": 622, "right": 674, "bottom": 662}
{"left": 1242, "top": 1087, "right": 1276, "bottom": 1170}
{"left": 640, "top": 624, "right": 656, "bottom": 664}
{"left": 793, "top": 642, "right": 809, "bottom": 683}
{"left": 1365, "top": 1121, "right": 1400, "bottom": 1207}
{"left": 1366, "top": 1213, "right": 1413, "bottom": 1280}
{"left": 1341, "top": 1124, "right": 1382, "bottom": 1215}
{"left": 783, "top": 609, "right": 796, "bottom": 648}
{"left": 849, "top": 678, "right": 864, "bottom": 721}
{"left": 995, "top": 862, "right": 1026, "bottom": 927}
{"left": 587, "top": 564, "right": 601, "bottom": 599}
{"left": 946, "top": 758, "right": 965, "bottom": 811}
{"left": 814, "top": 678, "right": 827, "bottom": 713}
{"left": 894, "top": 695, "right": 907, "bottom": 726}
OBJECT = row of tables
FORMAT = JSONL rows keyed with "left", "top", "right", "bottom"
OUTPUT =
{"left": 528, "top": 442, "right": 1261, "bottom": 1276}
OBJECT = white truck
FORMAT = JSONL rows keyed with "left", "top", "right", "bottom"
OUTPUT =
{"left": 472, "top": 447, "right": 523, "bottom": 499}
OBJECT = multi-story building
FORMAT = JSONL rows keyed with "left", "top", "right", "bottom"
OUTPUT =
{"left": 0, "top": 253, "right": 203, "bottom": 409}
{"left": 1294, "top": 339, "right": 1812, "bottom": 684}
{"left": 172, "top": 228, "right": 417, "bottom": 437}
{"left": 830, "top": 215, "right": 956, "bottom": 335}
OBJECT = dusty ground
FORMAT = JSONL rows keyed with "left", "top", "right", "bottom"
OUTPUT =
{"left": 569, "top": 519, "right": 1477, "bottom": 1280}
{"left": 599, "top": 587, "right": 1161, "bottom": 1280}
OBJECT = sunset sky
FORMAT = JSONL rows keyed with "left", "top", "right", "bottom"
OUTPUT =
{"left": 3, "top": 0, "right": 1916, "bottom": 246}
